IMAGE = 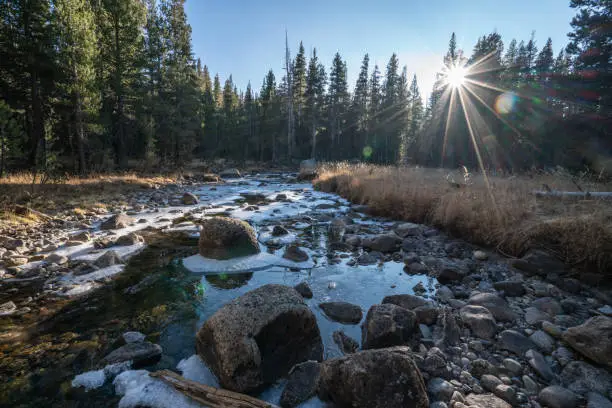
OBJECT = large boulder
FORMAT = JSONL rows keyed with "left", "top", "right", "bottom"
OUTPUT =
{"left": 196, "top": 284, "right": 323, "bottom": 393}
{"left": 361, "top": 304, "right": 420, "bottom": 349}
{"left": 563, "top": 316, "right": 612, "bottom": 369}
{"left": 318, "top": 346, "right": 429, "bottom": 408}
{"left": 198, "top": 217, "right": 260, "bottom": 259}
{"left": 468, "top": 293, "right": 516, "bottom": 322}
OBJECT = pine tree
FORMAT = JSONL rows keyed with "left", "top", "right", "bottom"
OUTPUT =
{"left": 535, "top": 37, "right": 554, "bottom": 76}
{"left": 367, "top": 63, "right": 381, "bottom": 161}
{"left": 98, "top": 0, "right": 146, "bottom": 167}
{"left": 293, "top": 42, "right": 307, "bottom": 126}
{"left": 567, "top": 0, "right": 611, "bottom": 113}
{"left": 397, "top": 66, "right": 411, "bottom": 164}
{"left": 305, "top": 49, "right": 326, "bottom": 159}
{"left": 55, "top": 0, "right": 98, "bottom": 173}
{"left": 381, "top": 53, "right": 400, "bottom": 162}
{"left": 284, "top": 31, "right": 295, "bottom": 159}
{"left": 328, "top": 52, "right": 349, "bottom": 157}
{"left": 407, "top": 74, "right": 423, "bottom": 150}
{"left": 260, "top": 69, "right": 278, "bottom": 161}
{"left": 350, "top": 53, "right": 369, "bottom": 158}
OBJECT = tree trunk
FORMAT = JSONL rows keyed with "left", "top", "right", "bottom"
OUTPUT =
{"left": 311, "top": 118, "right": 316, "bottom": 159}
{"left": 149, "top": 370, "right": 279, "bottom": 408}
{"left": 74, "top": 68, "right": 87, "bottom": 174}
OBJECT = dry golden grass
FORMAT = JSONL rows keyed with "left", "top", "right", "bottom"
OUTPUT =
{"left": 0, "top": 172, "right": 176, "bottom": 227}
{"left": 314, "top": 163, "right": 612, "bottom": 278}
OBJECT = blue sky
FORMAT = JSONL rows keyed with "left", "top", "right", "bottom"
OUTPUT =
{"left": 185, "top": 0, "right": 576, "bottom": 100}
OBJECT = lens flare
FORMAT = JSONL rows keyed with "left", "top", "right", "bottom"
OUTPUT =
{"left": 362, "top": 146, "right": 373, "bottom": 159}
{"left": 495, "top": 92, "right": 517, "bottom": 114}
{"left": 446, "top": 66, "right": 467, "bottom": 88}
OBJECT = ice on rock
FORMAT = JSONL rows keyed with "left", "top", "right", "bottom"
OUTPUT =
{"left": 72, "top": 369, "right": 105, "bottom": 391}
{"left": 177, "top": 355, "right": 219, "bottom": 387}
{"left": 114, "top": 370, "right": 202, "bottom": 408}
{"left": 183, "top": 252, "right": 313, "bottom": 274}
{"left": 71, "top": 361, "right": 132, "bottom": 391}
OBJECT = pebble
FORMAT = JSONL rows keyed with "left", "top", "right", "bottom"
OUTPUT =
{"left": 503, "top": 358, "right": 522, "bottom": 376}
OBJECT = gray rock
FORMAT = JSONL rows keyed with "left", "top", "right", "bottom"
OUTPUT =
{"left": 465, "top": 393, "right": 512, "bottom": 408}
{"left": 430, "top": 402, "right": 448, "bottom": 408}
{"left": 45, "top": 253, "right": 68, "bottom": 265}
{"left": 460, "top": 305, "right": 497, "bottom": 339}
{"left": 394, "top": 223, "right": 422, "bottom": 238}
{"left": 361, "top": 303, "right": 420, "bottom": 349}
{"left": 587, "top": 393, "right": 612, "bottom": 408}
{"left": 294, "top": 281, "right": 313, "bottom": 298}
{"left": 382, "top": 293, "right": 429, "bottom": 310}
{"left": 115, "top": 232, "right": 144, "bottom": 246}
{"left": 533, "top": 297, "right": 563, "bottom": 316}
{"left": 512, "top": 250, "right": 565, "bottom": 276}
{"left": 122, "top": 331, "right": 146, "bottom": 344}
{"left": 71, "top": 231, "right": 91, "bottom": 242}
{"left": 181, "top": 192, "right": 199, "bottom": 205}
{"left": 280, "top": 361, "right": 320, "bottom": 408}
{"left": 530, "top": 330, "right": 555, "bottom": 353}
{"left": 318, "top": 347, "right": 429, "bottom": 408}
{"left": 499, "top": 330, "right": 536, "bottom": 355}
{"left": 553, "top": 346, "right": 574, "bottom": 367}
{"left": 494, "top": 384, "right": 518, "bottom": 405}
{"left": 0, "top": 301, "right": 17, "bottom": 316}
{"left": 357, "top": 252, "right": 378, "bottom": 265}
{"left": 525, "top": 307, "right": 552, "bottom": 326}
{"left": 503, "top": 358, "right": 523, "bottom": 376}
{"left": 102, "top": 341, "right": 162, "bottom": 367}
{"left": 320, "top": 301, "right": 363, "bottom": 324}
{"left": 283, "top": 244, "right": 309, "bottom": 262}
{"left": 481, "top": 374, "right": 504, "bottom": 392}
{"left": 561, "top": 361, "right": 612, "bottom": 396}
{"left": 523, "top": 375, "right": 540, "bottom": 395}
{"left": 332, "top": 330, "right": 359, "bottom": 354}
{"left": 272, "top": 225, "right": 289, "bottom": 236}
{"left": 94, "top": 250, "right": 123, "bottom": 268}
{"left": 428, "top": 377, "right": 455, "bottom": 403}
{"left": 101, "top": 213, "right": 134, "bottom": 230}
{"left": 473, "top": 250, "right": 488, "bottom": 261}
{"left": 436, "top": 286, "right": 455, "bottom": 302}
{"left": 437, "top": 264, "right": 464, "bottom": 284}
{"left": 526, "top": 349, "right": 555, "bottom": 382}
{"left": 362, "top": 233, "right": 401, "bottom": 253}
{"left": 196, "top": 284, "right": 323, "bottom": 393}
{"left": 219, "top": 168, "right": 241, "bottom": 178}
{"left": 468, "top": 293, "right": 516, "bottom": 322}
{"left": 542, "top": 321, "right": 563, "bottom": 338}
{"left": 414, "top": 305, "right": 440, "bottom": 325}
{"left": 563, "top": 316, "right": 612, "bottom": 369}
{"left": 538, "top": 385, "right": 580, "bottom": 408}
{"left": 433, "top": 308, "right": 461, "bottom": 348}
{"left": 493, "top": 280, "right": 526, "bottom": 297}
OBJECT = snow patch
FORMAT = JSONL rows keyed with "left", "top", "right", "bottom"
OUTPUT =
{"left": 72, "top": 361, "right": 132, "bottom": 391}
{"left": 114, "top": 370, "right": 202, "bottom": 408}
{"left": 176, "top": 355, "right": 218, "bottom": 387}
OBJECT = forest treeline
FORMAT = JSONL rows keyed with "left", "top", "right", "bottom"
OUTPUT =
{"left": 0, "top": 0, "right": 610, "bottom": 176}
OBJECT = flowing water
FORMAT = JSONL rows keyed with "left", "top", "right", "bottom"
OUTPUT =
{"left": 0, "top": 174, "right": 435, "bottom": 408}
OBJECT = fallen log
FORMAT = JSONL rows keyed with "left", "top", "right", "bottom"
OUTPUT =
{"left": 149, "top": 369, "right": 279, "bottom": 408}
{"left": 533, "top": 190, "right": 612, "bottom": 199}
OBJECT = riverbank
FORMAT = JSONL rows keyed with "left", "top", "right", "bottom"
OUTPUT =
{"left": 314, "top": 163, "right": 612, "bottom": 281}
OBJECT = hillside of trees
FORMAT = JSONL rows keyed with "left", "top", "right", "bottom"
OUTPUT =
{"left": 0, "top": 0, "right": 610, "bottom": 176}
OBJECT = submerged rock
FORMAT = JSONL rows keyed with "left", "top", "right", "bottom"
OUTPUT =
{"left": 318, "top": 347, "right": 429, "bottom": 408}
{"left": 562, "top": 316, "right": 612, "bottom": 368}
{"left": 319, "top": 301, "right": 363, "bottom": 324}
{"left": 102, "top": 341, "right": 162, "bottom": 367}
{"left": 196, "top": 284, "right": 323, "bottom": 393}
{"left": 198, "top": 217, "right": 259, "bottom": 259}
{"left": 283, "top": 244, "right": 309, "bottom": 262}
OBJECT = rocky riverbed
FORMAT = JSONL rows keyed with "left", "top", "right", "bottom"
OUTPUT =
{"left": 0, "top": 172, "right": 611, "bottom": 408}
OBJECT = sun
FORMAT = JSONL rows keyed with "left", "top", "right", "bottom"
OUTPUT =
{"left": 446, "top": 65, "right": 467, "bottom": 88}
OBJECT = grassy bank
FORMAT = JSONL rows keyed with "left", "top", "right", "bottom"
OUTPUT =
{"left": 0, "top": 173, "right": 176, "bottom": 228}
{"left": 314, "top": 163, "right": 612, "bottom": 279}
